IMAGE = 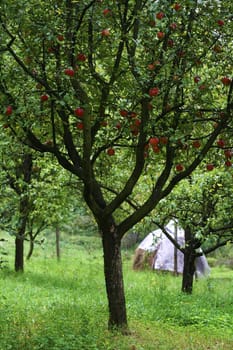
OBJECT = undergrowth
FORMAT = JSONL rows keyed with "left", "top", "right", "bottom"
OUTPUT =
{"left": 0, "top": 232, "right": 233, "bottom": 350}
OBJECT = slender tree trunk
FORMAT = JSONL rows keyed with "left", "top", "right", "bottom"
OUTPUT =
{"left": 173, "top": 222, "right": 178, "bottom": 275}
{"left": 26, "top": 234, "right": 34, "bottom": 260}
{"left": 102, "top": 230, "right": 128, "bottom": 331}
{"left": 14, "top": 154, "right": 33, "bottom": 272}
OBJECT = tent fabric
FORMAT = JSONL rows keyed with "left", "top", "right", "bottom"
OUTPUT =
{"left": 133, "top": 221, "right": 211, "bottom": 276}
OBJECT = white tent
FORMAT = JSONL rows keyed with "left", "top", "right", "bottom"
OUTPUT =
{"left": 133, "top": 221, "right": 210, "bottom": 277}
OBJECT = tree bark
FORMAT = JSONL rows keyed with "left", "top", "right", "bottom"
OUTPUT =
{"left": 102, "top": 229, "right": 128, "bottom": 331}
{"left": 182, "top": 250, "right": 196, "bottom": 293}
{"left": 15, "top": 236, "right": 24, "bottom": 272}
{"left": 182, "top": 227, "right": 196, "bottom": 293}
{"left": 26, "top": 234, "right": 34, "bottom": 260}
{"left": 14, "top": 154, "right": 33, "bottom": 272}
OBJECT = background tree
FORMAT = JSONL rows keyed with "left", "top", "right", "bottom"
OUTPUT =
{"left": 155, "top": 169, "right": 233, "bottom": 293}
{"left": 0, "top": 0, "right": 232, "bottom": 329}
{"left": 0, "top": 130, "right": 79, "bottom": 270}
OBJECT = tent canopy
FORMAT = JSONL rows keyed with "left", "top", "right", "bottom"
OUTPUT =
{"left": 133, "top": 220, "right": 210, "bottom": 276}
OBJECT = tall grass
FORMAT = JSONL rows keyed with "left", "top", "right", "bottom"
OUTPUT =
{"left": 0, "top": 232, "right": 233, "bottom": 350}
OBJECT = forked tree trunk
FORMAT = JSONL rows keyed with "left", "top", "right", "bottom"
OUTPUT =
{"left": 102, "top": 230, "right": 128, "bottom": 331}
{"left": 182, "top": 250, "right": 196, "bottom": 293}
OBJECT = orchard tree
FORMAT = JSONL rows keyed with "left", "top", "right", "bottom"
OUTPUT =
{"left": 155, "top": 168, "right": 233, "bottom": 293}
{"left": 0, "top": 131, "right": 77, "bottom": 270}
{"left": 0, "top": 142, "right": 33, "bottom": 272}
{"left": 0, "top": 0, "right": 232, "bottom": 329}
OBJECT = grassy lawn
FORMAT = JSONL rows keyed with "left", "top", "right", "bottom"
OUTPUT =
{"left": 0, "top": 233, "right": 233, "bottom": 350}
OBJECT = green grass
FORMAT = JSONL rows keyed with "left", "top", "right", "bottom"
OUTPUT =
{"left": 0, "top": 233, "right": 233, "bottom": 350}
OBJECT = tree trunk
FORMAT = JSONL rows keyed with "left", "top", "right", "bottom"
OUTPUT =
{"left": 14, "top": 154, "right": 33, "bottom": 271}
{"left": 15, "top": 236, "right": 24, "bottom": 272}
{"left": 182, "top": 226, "right": 197, "bottom": 293}
{"left": 26, "top": 234, "right": 34, "bottom": 260}
{"left": 182, "top": 250, "right": 196, "bottom": 293}
{"left": 102, "top": 230, "right": 128, "bottom": 331}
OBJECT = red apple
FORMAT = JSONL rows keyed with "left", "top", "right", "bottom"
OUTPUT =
{"left": 170, "top": 22, "right": 177, "bottom": 30}
{"left": 134, "top": 119, "right": 141, "bottom": 127}
{"left": 103, "top": 8, "right": 111, "bottom": 16}
{"left": 116, "top": 122, "right": 121, "bottom": 130}
{"left": 77, "top": 53, "right": 87, "bottom": 62}
{"left": 64, "top": 68, "right": 75, "bottom": 77}
{"left": 199, "top": 84, "right": 206, "bottom": 90}
{"left": 175, "top": 163, "right": 184, "bottom": 172}
{"left": 148, "top": 63, "right": 155, "bottom": 70}
{"left": 206, "top": 163, "right": 214, "bottom": 171}
{"left": 120, "top": 109, "right": 128, "bottom": 117}
{"left": 157, "top": 31, "right": 165, "bottom": 40}
{"left": 192, "top": 140, "right": 201, "bottom": 148}
{"left": 225, "top": 160, "right": 232, "bottom": 167}
{"left": 167, "top": 39, "right": 174, "bottom": 47}
{"left": 152, "top": 145, "right": 160, "bottom": 153}
{"left": 217, "top": 19, "right": 224, "bottom": 26}
{"left": 149, "top": 137, "right": 159, "bottom": 146}
{"left": 101, "top": 29, "right": 110, "bottom": 37}
{"left": 156, "top": 12, "right": 165, "bottom": 20}
{"left": 216, "top": 139, "right": 225, "bottom": 148}
{"left": 224, "top": 149, "right": 232, "bottom": 158}
{"left": 173, "top": 3, "right": 181, "bottom": 11}
{"left": 40, "top": 94, "right": 49, "bottom": 102}
{"left": 107, "top": 147, "right": 115, "bottom": 156}
{"left": 129, "top": 111, "right": 137, "bottom": 118}
{"left": 74, "top": 107, "right": 84, "bottom": 118}
{"left": 149, "top": 87, "right": 160, "bottom": 97}
{"left": 5, "top": 105, "right": 13, "bottom": 116}
{"left": 221, "top": 77, "right": 231, "bottom": 86}
{"left": 57, "top": 35, "right": 64, "bottom": 42}
{"left": 194, "top": 76, "right": 201, "bottom": 83}
{"left": 130, "top": 124, "right": 139, "bottom": 136}
{"left": 76, "top": 122, "right": 84, "bottom": 130}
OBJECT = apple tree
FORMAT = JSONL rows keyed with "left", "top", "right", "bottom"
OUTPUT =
{"left": 154, "top": 167, "right": 233, "bottom": 293}
{"left": 0, "top": 0, "right": 232, "bottom": 329}
{"left": 0, "top": 129, "right": 79, "bottom": 270}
